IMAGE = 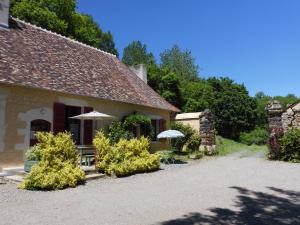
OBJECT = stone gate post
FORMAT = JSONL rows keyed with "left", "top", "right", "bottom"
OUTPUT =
{"left": 266, "top": 100, "right": 284, "bottom": 159}
{"left": 199, "top": 109, "right": 216, "bottom": 155}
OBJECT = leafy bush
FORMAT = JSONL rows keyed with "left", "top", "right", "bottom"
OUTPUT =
{"left": 123, "top": 113, "right": 151, "bottom": 127}
{"left": 105, "top": 121, "right": 133, "bottom": 144}
{"left": 123, "top": 113, "right": 153, "bottom": 139}
{"left": 94, "top": 131, "right": 160, "bottom": 177}
{"left": 25, "top": 145, "right": 43, "bottom": 161}
{"left": 279, "top": 128, "right": 300, "bottom": 162}
{"left": 186, "top": 133, "right": 202, "bottom": 152}
{"left": 157, "top": 151, "right": 176, "bottom": 164}
{"left": 170, "top": 122, "right": 200, "bottom": 152}
{"left": 20, "top": 132, "right": 85, "bottom": 190}
{"left": 239, "top": 127, "right": 269, "bottom": 146}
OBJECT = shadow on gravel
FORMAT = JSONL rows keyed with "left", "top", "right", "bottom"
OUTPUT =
{"left": 158, "top": 186, "right": 300, "bottom": 225}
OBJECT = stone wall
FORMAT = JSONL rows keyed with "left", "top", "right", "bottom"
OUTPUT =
{"left": 266, "top": 100, "right": 300, "bottom": 159}
{"left": 282, "top": 102, "right": 300, "bottom": 131}
{"left": 266, "top": 100, "right": 284, "bottom": 159}
{"left": 199, "top": 109, "right": 216, "bottom": 155}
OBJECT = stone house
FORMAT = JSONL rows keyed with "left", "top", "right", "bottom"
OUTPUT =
{"left": 0, "top": 8, "right": 179, "bottom": 170}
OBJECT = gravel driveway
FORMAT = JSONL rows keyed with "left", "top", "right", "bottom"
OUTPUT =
{"left": 0, "top": 153, "right": 299, "bottom": 225}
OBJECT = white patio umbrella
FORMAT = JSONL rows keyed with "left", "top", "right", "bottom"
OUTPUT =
{"left": 157, "top": 130, "right": 185, "bottom": 152}
{"left": 69, "top": 110, "right": 115, "bottom": 143}
{"left": 157, "top": 130, "right": 185, "bottom": 139}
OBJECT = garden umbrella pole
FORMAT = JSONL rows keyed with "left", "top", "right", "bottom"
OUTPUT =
{"left": 70, "top": 111, "right": 115, "bottom": 144}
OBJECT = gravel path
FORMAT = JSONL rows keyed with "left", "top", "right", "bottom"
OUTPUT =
{"left": 0, "top": 153, "right": 299, "bottom": 225}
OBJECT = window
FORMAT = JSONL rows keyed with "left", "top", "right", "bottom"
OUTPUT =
{"left": 151, "top": 119, "right": 166, "bottom": 141}
{"left": 30, "top": 119, "right": 51, "bottom": 146}
{"left": 65, "top": 106, "right": 82, "bottom": 145}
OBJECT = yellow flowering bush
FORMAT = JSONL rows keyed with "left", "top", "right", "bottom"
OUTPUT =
{"left": 93, "top": 131, "right": 160, "bottom": 177}
{"left": 19, "top": 132, "right": 85, "bottom": 190}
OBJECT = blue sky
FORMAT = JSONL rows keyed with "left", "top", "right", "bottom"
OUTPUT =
{"left": 77, "top": 0, "right": 300, "bottom": 97}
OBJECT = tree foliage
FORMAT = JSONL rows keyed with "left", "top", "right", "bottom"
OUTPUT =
{"left": 208, "top": 77, "right": 258, "bottom": 139}
{"left": 122, "top": 41, "right": 155, "bottom": 66}
{"left": 148, "top": 64, "right": 183, "bottom": 108}
{"left": 11, "top": 0, "right": 118, "bottom": 56}
{"left": 160, "top": 45, "right": 199, "bottom": 81}
{"left": 181, "top": 80, "right": 214, "bottom": 112}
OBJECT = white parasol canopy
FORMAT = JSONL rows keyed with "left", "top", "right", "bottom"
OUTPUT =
{"left": 69, "top": 111, "right": 115, "bottom": 143}
{"left": 70, "top": 111, "right": 114, "bottom": 120}
{"left": 157, "top": 130, "right": 185, "bottom": 139}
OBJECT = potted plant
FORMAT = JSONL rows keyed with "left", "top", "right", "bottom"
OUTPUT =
{"left": 24, "top": 145, "right": 42, "bottom": 172}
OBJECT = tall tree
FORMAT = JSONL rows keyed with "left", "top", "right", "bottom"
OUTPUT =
{"left": 181, "top": 79, "right": 214, "bottom": 112}
{"left": 208, "top": 77, "right": 258, "bottom": 139}
{"left": 160, "top": 45, "right": 199, "bottom": 81}
{"left": 148, "top": 64, "right": 183, "bottom": 108}
{"left": 10, "top": 0, "right": 118, "bottom": 56}
{"left": 122, "top": 41, "right": 155, "bottom": 66}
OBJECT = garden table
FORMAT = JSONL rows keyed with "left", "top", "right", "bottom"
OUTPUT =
{"left": 77, "top": 145, "right": 95, "bottom": 166}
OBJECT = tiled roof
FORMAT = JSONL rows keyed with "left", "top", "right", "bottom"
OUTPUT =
{"left": 0, "top": 18, "right": 179, "bottom": 112}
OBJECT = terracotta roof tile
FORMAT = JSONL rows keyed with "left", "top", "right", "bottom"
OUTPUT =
{"left": 0, "top": 18, "right": 179, "bottom": 112}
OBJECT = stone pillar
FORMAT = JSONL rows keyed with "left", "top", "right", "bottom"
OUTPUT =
{"left": 266, "top": 100, "right": 284, "bottom": 159}
{"left": 199, "top": 109, "right": 216, "bottom": 155}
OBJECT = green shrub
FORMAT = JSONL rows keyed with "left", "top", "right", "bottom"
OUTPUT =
{"left": 105, "top": 121, "right": 133, "bottom": 144}
{"left": 186, "top": 133, "right": 202, "bottom": 152}
{"left": 279, "top": 128, "right": 300, "bottom": 162}
{"left": 20, "top": 132, "right": 85, "bottom": 190}
{"left": 94, "top": 131, "right": 160, "bottom": 177}
{"left": 123, "top": 113, "right": 153, "bottom": 139}
{"left": 239, "top": 127, "right": 269, "bottom": 146}
{"left": 157, "top": 151, "right": 176, "bottom": 164}
{"left": 25, "top": 145, "right": 43, "bottom": 161}
{"left": 170, "top": 122, "right": 200, "bottom": 152}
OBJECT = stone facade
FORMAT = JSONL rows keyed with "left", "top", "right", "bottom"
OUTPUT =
{"left": 199, "top": 110, "right": 216, "bottom": 155}
{"left": 282, "top": 101, "right": 300, "bottom": 131}
{"left": 266, "top": 100, "right": 284, "bottom": 159}
{"left": 266, "top": 100, "right": 300, "bottom": 159}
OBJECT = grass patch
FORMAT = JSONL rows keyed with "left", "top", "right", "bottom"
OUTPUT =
{"left": 216, "top": 136, "right": 268, "bottom": 156}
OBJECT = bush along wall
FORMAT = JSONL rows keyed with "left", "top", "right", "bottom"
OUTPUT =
{"left": 103, "top": 113, "right": 153, "bottom": 144}
{"left": 93, "top": 131, "right": 160, "bottom": 177}
{"left": 19, "top": 132, "right": 85, "bottom": 190}
{"left": 279, "top": 128, "right": 300, "bottom": 162}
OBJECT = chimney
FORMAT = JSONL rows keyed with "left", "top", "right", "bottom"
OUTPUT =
{"left": 0, "top": 0, "right": 9, "bottom": 28}
{"left": 129, "top": 64, "right": 147, "bottom": 83}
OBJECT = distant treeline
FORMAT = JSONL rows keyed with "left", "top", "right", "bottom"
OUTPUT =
{"left": 122, "top": 41, "right": 299, "bottom": 139}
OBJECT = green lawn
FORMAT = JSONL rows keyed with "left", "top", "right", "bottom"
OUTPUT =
{"left": 216, "top": 136, "right": 268, "bottom": 156}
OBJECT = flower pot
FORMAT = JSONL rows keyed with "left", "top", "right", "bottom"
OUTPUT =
{"left": 24, "top": 160, "right": 39, "bottom": 173}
